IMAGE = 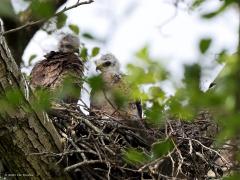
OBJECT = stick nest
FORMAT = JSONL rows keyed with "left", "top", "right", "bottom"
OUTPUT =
{"left": 49, "top": 104, "right": 227, "bottom": 180}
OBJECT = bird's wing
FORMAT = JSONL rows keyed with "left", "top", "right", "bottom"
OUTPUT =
{"left": 113, "top": 73, "right": 142, "bottom": 119}
{"left": 135, "top": 100, "right": 142, "bottom": 119}
{"left": 30, "top": 51, "right": 84, "bottom": 90}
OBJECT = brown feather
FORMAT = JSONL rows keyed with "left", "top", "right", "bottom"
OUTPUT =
{"left": 30, "top": 51, "right": 84, "bottom": 104}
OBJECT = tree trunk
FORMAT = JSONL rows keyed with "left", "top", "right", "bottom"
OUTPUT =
{"left": 0, "top": 19, "right": 69, "bottom": 179}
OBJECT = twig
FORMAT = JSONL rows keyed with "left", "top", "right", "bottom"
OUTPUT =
{"left": 100, "top": 137, "right": 116, "bottom": 155}
{"left": 107, "top": 162, "right": 111, "bottom": 180}
{"left": 78, "top": 142, "right": 98, "bottom": 156}
{"left": 171, "top": 138, "right": 184, "bottom": 177}
{"left": 68, "top": 138, "right": 87, "bottom": 161}
{"left": 93, "top": 143, "right": 103, "bottom": 161}
{"left": 1, "top": 0, "right": 94, "bottom": 35}
{"left": 138, "top": 158, "right": 164, "bottom": 172}
{"left": 189, "top": 139, "right": 193, "bottom": 154}
{"left": 71, "top": 113, "right": 103, "bottom": 134}
{"left": 28, "top": 150, "right": 94, "bottom": 156}
{"left": 184, "top": 137, "right": 230, "bottom": 165}
{"left": 167, "top": 153, "right": 175, "bottom": 177}
{"left": 64, "top": 160, "right": 106, "bottom": 172}
{"left": 158, "top": 7, "right": 178, "bottom": 33}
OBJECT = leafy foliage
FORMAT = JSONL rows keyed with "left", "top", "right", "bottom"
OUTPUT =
{"left": 152, "top": 139, "right": 174, "bottom": 158}
{"left": 124, "top": 148, "right": 150, "bottom": 165}
{"left": 91, "top": 47, "right": 100, "bottom": 57}
{"left": 30, "top": 0, "right": 55, "bottom": 18}
{"left": 69, "top": 24, "right": 80, "bottom": 35}
{"left": 32, "top": 88, "right": 51, "bottom": 111}
{"left": 80, "top": 46, "right": 89, "bottom": 62}
{"left": 56, "top": 13, "right": 67, "bottom": 29}
{"left": 88, "top": 75, "right": 105, "bottom": 91}
{"left": 82, "top": 32, "right": 95, "bottom": 40}
{"left": 0, "top": 0, "right": 16, "bottom": 18}
{"left": 28, "top": 54, "right": 37, "bottom": 66}
{"left": 199, "top": 38, "right": 212, "bottom": 54}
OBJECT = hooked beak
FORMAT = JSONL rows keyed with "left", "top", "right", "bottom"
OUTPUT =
{"left": 96, "top": 64, "right": 102, "bottom": 71}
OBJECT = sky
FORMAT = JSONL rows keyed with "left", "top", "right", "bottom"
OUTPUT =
{"left": 12, "top": 0, "right": 238, "bottom": 95}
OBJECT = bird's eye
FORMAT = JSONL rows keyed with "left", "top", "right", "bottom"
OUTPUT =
{"left": 103, "top": 61, "right": 111, "bottom": 67}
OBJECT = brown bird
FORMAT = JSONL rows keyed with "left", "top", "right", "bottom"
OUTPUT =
{"left": 90, "top": 54, "right": 142, "bottom": 120}
{"left": 30, "top": 34, "right": 84, "bottom": 104}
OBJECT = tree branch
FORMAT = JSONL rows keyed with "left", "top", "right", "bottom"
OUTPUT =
{"left": 1, "top": 0, "right": 94, "bottom": 36}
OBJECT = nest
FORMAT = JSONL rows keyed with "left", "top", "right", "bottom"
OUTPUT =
{"left": 48, "top": 104, "right": 228, "bottom": 180}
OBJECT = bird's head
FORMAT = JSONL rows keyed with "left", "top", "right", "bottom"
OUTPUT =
{"left": 95, "top": 54, "right": 120, "bottom": 74}
{"left": 59, "top": 34, "right": 80, "bottom": 53}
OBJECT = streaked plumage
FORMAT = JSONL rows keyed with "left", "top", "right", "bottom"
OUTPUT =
{"left": 30, "top": 34, "right": 84, "bottom": 104}
{"left": 90, "top": 54, "right": 142, "bottom": 120}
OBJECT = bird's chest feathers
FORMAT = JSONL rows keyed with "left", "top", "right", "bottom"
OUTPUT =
{"left": 101, "top": 73, "right": 126, "bottom": 91}
{"left": 97, "top": 73, "right": 130, "bottom": 105}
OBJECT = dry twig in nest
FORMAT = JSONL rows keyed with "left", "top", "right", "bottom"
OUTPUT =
{"left": 40, "top": 105, "right": 229, "bottom": 179}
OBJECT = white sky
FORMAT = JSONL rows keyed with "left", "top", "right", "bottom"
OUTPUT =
{"left": 15, "top": 0, "right": 238, "bottom": 94}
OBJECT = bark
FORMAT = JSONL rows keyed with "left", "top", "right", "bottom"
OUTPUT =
{"left": 0, "top": 19, "right": 69, "bottom": 179}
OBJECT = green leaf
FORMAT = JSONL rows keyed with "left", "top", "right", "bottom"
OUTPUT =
{"left": 82, "top": 33, "right": 94, "bottom": 40}
{"left": 56, "top": 13, "right": 67, "bottom": 29}
{"left": 91, "top": 47, "right": 100, "bottom": 57}
{"left": 152, "top": 139, "right": 174, "bottom": 158}
{"left": 191, "top": 0, "right": 205, "bottom": 9}
{"left": 136, "top": 45, "right": 150, "bottom": 61}
{"left": 202, "top": 12, "right": 219, "bottom": 19}
{"left": 113, "top": 90, "right": 128, "bottom": 108}
{"left": 69, "top": 24, "right": 80, "bottom": 35}
{"left": 145, "top": 102, "right": 164, "bottom": 125}
{"left": 55, "top": 76, "right": 81, "bottom": 102}
{"left": 5, "top": 89, "right": 23, "bottom": 107}
{"left": 88, "top": 75, "right": 105, "bottom": 91}
{"left": 127, "top": 64, "right": 156, "bottom": 84}
{"left": 124, "top": 148, "right": 150, "bottom": 165}
{"left": 149, "top": 86, "right": 165, "bottom": 99}
{"left": 216, "top": 114, "right": 240, "bottom": 145}
{"left": 32, "top": 89, "right": 51, "bottom": 111}
{"left": 184, "top": 64, "right": 201, "bottom": 90}
{"left": 0, "top": 0, "right": 16, "bottom": 18}
{"left": 223, "top": 173, "right": 240, "bottom": 180}
{"left": 28, "top": 54, "right": 37, "bottom": 66}
{"left": 30, "top": 0, "right": 54, "bottom": 18}
{"left": 80, "top": 47, "right": 88, "bottom": 62}
{"left": 199, "top": 38, "right": 212, "bottom": 54}
{"left": 201, "top": 0, "right": 235, "bottom": 19}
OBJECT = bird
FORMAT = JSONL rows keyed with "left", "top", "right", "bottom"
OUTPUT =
{"left": 30, "top": 34, "right": 84, "bottom": 104}
{"left": 90, "top": 53, "right": 142, "bottom": 120}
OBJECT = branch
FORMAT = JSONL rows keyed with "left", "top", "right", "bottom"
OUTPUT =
{"left": 1, "top": 0, "right": 94, "bottom": 36}
{"left": 64, "top": 160, "right": 107, "bottom": 172}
